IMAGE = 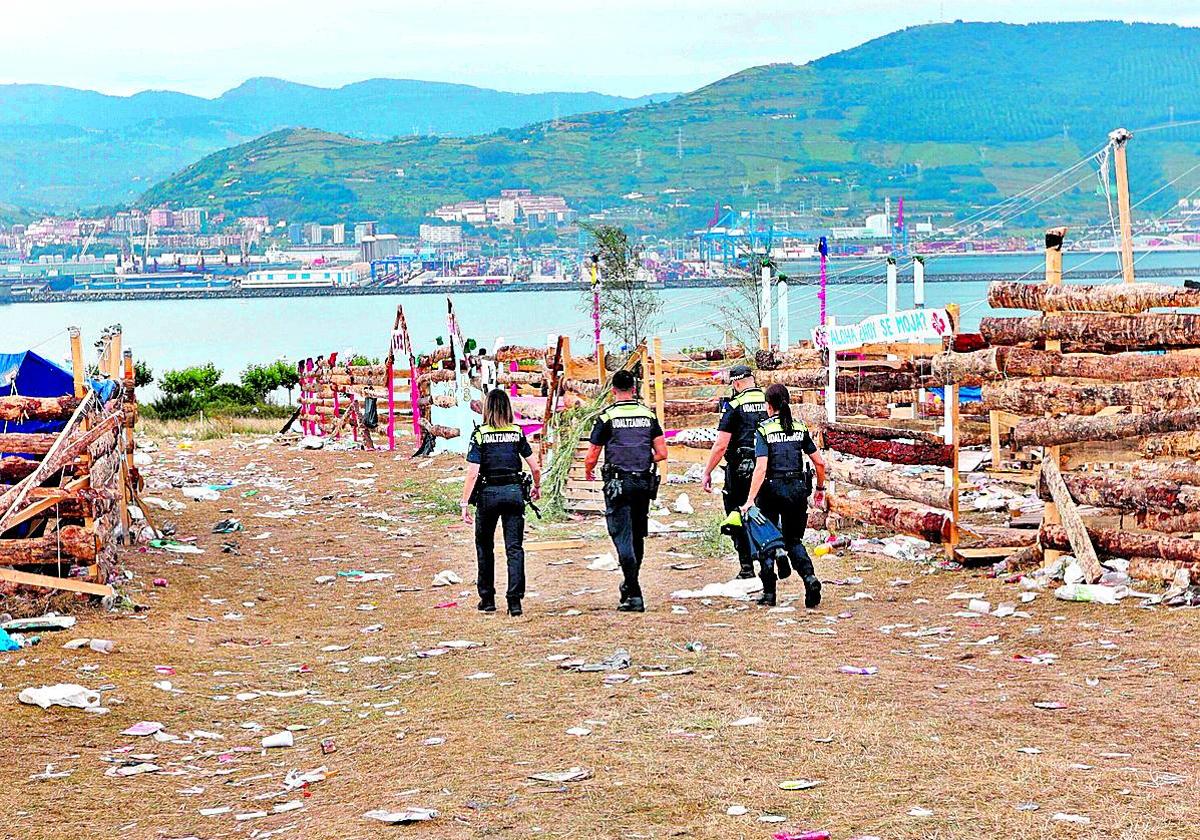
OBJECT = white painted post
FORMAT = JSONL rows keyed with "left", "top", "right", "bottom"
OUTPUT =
{"left": 825, "top": 316, "right": 837, "bottom": 423}
{"left": 886, "top": 257, "right": 898, "bottom": 315}
{"left": 760, "top": 262, "right": 772, "bottom": 347}
{"left": 913, "top": 256, "right": 926, "bottom": 308}
{"left": 776, "top": 280, "right": 789, "bottom": 350}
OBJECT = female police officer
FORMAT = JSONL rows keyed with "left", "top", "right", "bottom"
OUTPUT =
{"left": 742, "top": 383, "right": 827, "bottom": 608}
{"left": 461, "top": 389, "right": 541, "bottom": 616}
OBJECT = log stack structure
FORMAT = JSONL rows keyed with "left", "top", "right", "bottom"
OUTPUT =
{"left": 0, "top": 328, "right": 139, "bottom": 599}
{"left": 932, "top": 226, "right": 1200, "bottom": 584}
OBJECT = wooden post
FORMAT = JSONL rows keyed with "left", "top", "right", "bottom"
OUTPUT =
{"left": 69, "top": 327, "right": 85, "bottom": 399}
{"left": 777, "top": 280, "right": 790, "bottom": 350}
{"left": 1111, "top": 128, "right": 1136, "bottom": 284}
{"left": 639, "top": 343, "right": 650, "bottom": 403}
{"left": 386, "top": 305, "right": 402, "bottom": 451}
{"left": 943, "top": 303, "right": 960, "bottom": 559}
{"left": 652, "top": 337, "right": 665, "bottom": 426}
{"left": 108, "top": 330, "right": 122, "bottom": 379}
{"left": 760, "top": 261, "right": 772, "bottom": 349}
{"left": 824, "top": 317, "right": 837, "bottom": 424}
{"left": 118, "top": 350, "right": 135, "bottom": 541}
{"left": 596, "top": 342, "right": 605, "bottom": 386}
{"left": 1042, "top": 227, "right": 1066, "bottom": 566}
{"left": 540, "top": 335, "right": 565, "bottom": 462}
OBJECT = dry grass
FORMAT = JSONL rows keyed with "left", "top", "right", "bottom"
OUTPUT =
{"left": 137, "top": 413, "right": 284, "bottom": 441}
{"left": 2, "top": 440, "right": 1199, "bottom": 839}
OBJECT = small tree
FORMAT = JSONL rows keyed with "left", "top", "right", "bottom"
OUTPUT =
{"left": 160, "top": 363, "right": 221, "bottom": 398}
{"left": 712, "top": 257, "right": 773, "bottom": 350}
{"left": 133, "top": 360, "right": 155, "bottom": 389}
{"left": 270, "top": 360, "right": 300, "bottom": 404}
{"left": 580, "top": 223, "right": 661, "bottom": 352}
{"left": 241, "top": 363, "right": 282, "bottom": 403}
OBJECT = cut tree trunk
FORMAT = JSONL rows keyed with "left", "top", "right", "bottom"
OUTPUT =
{"left": 0, "top": 457, "right": 38, "bottom": 483}
{"left": 828, "top": 492, "right": 953, "bottom": 543}
{"left": 1040, "top": 458, "right": 1103, "bottom": 583}
{"left": 0, "top": 525, "right": 96, "bottom": 565}
{"left": 983, "top": 377, "right": 1200, "bottom": 416}
{"left": 981, "top": 313, "right": 1200, "bottom": 351}
{"left": 934, "top": 346, "right": 1200, "bottom": 385}
{"left": 1035, "top": 472, "right": 1199, "bottom": 513}
{"left": 493, "top": 345, "right": 547, "bottom": 363}
{"left": 824, "top": 429, "right": 954, "bottom": 467}
{"left": 824, "top": 421, "right": 946, "bottom": 445}
{"left": 0, "top": 396, "right": 80, "bottom": 422}
{"left": 1129, "top": 460, "right": 1200, "bottom": 485}
{"left": 987, "top": 281, "right": 1200, "bottom": 313}
{"left": 0, "top": 433, "right": 57, "bottom": 455}
{"left": 419, "top": 420, "right": 461, "bottom": 440}
{"left": 958, "top": 525, "right": 1039, "bottom": 548}
{"left": 827, "top": 455, "right": 952, "bottom": 510}
{"left": 1040, "top": 523, "right": 1200, "bottom": 565}
{"left": 1128, "top": 556, "right": 1199, "bottom": 584}
{"left": 1136, "top": 509, "right": 1200, "bottom": 533}
{"left": 756, "top": 369, "right": 918, "bottom": 392}
{"left": 1011, "top": 407, "right": 1200, "bottom": 448}
{"left": 754, "top": 348, "right": 823, "bottom": 370}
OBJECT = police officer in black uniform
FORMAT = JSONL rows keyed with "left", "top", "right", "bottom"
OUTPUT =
{"left": 461, "top": 389, "right": 541, "bottom": 616}
{"left": 585, "top": 370, "right": 668, "bottom": 612}
{"left": 742, "top": 383, "right": 827, "bottom": 608}
{"left": 702, "top": 364, "right": 767, "bottom": 579}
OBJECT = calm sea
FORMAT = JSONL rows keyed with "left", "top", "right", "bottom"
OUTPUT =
{"left": 4, "top": 252, "right": 1199, "bottom": 383}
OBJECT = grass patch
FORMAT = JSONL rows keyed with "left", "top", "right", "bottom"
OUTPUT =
{"left": 138, "top": 414, "right": 283, "bottom": 441}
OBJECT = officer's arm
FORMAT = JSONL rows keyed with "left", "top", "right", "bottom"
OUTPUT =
{"left": 809, "top": 448, "right": 827, "bottom": 491}
{"left": 584, "top": 444, "right": 602, "bottom": 480}
{"left": 703, "top": 431, "right": 732, "bottom": 477}
{"left": 651, "top": 434, "right": 668, "bottom": 464}
{"left": 461, "top": 463, "right": 481, "bottom": 509}
{"left": 524, "top": 453, "right": 542, "bottom": 490}
{"left": 745, "top": 456, "right": 768, "bottom": 508}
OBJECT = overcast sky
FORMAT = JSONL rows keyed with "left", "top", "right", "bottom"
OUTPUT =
{"left": 3, "top": 1, "right": 1198, "bottom": 97}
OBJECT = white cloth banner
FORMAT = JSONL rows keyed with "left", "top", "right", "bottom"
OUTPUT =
{"left": 813, "top": 307, "right": 952, "bottom": 351}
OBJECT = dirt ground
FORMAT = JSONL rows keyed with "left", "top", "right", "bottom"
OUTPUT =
{"left": 3, "top": 435, "right": 1200, "bottom": 840}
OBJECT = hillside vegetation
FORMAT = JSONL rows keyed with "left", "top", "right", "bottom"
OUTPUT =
{"left": 0, "top": 79, "right": 673, "bottom": 209}
{"left": 142, "top": 21, "right": 1200, "bottom": 234}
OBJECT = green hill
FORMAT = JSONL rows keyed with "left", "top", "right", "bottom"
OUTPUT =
{"left": 0, "top": 79, "right": 673, "bottom": 210}
{"left": 143, "top": 21, "right": 1200, "bottom": 233}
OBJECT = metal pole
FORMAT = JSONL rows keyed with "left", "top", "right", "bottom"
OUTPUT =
{"left": 913, "top": 256, "right": 925, "bottom": 308}
{"left": 776, "top": 280, "right": 789, "bottom": 350}
{"left": 759, "top": 261, "right": 772, "bottom": 349}
{"left": 825, "top": 316, "right": 837, "bottom": 423}
{"left": 885, "top": 257, "right": 898, "bottom": 315}
{"left": 817, "top": 237, "right": 828, "bottom": 326}
{"left": 590, "top": 255, "right": 601, "bottom": 350}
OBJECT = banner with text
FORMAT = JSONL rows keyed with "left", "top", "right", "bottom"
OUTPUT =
{"left": 813, "top": 308, "right": 952, "bottom": 351}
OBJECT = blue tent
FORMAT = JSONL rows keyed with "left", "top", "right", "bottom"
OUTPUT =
{"left": 0, "top": 351, "right": 75, "bottom": 443}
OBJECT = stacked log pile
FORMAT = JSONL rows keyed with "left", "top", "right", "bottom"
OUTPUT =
{"left": 0, "top": 330, "right": 139, "bottom": 598}
{"left": 934, "top": 276, "right": 1200, "bottom": 583}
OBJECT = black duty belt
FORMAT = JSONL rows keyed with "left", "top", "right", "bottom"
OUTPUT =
{"left": 480, "top": 473, "right": 523, "bottom": 487}
{"left": 767, "top": 470, "right": 805, "bottom": 480}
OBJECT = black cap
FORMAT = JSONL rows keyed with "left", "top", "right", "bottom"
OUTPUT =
{"left": 729, "top": 364, "right": 753, "bottom": 381}
{"left": 612, "top": 370, "right": 636, "bottom": 391}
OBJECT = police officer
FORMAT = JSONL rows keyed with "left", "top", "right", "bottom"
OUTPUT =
{"left": 742, "top": 383, "right": 827, "bottom": 608}
{"left": 461, "top": 388, "right": 541, "bottom": 616}
{"left": 702, "top": 365, "right": 767, "bottom": 579}
{"left": 585, "top": 370, "right": 668, "bottom": 612}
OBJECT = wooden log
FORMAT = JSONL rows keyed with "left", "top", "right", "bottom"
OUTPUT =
{"left": 824, "top": 421, "right": 945, "bottom": 445}
{"left": 0, "top": 567, "right": 112, "bottom": 597}
{"left": 0, "top": 396, "right": 80, "bottom": 422}
{"left": 329, "top": 373, "right": 389, "bottom": 387}
{"left": 493, "top": 345, "right": 547, "bottom": 363}
{"left": 1130, "top": 460, "right": 1200, "bottom": 485}
{"left": 981, "top": 313, "right": 1200, "bottom": 351}
{"left": 496, "top": 371, "right": 542, "bottom": 386}
{"left": 1127, "top": 556, "right": 1199, "bottom": 584}
{"left": 1040, "top": 458, "right": 1103, "bottom": 583}
{"left": 958, "top": 525, "right": 1039, "bottom": 549}
{"left": 1040, "top": 523, "right": 1200, "bottom": 565}
{"left": 983, "top": 377, "right": 1200, "bottom": 416}
{"left": 756, "top": 369, "right": 919, "bottom": 392}
{"left": 824, "top": 429, "right": 953, "bottom": 467}
{"left": 419, "top": 420, "right": 461, "bottom": 440}
{"left": 1136, "top": 509, "right": 1200, "bottom": 534}
{"left": 1143, "top": 432, "right": 1200, "bottom": 459}
{"left": 828, "top": 492, "right": 953, "bottom": 543}
{"left": 987, "top": 281, "right": 1200, "bottom": 313}
{"left": 417, "top": 369, "right": 455, "bottom": 387}
{"left": 935, "top": 346, "right": 1200, "bottom": 385}
{"left": 0, "top": 456, "right": 37, "bottom": 483}
{"left": 0, "top": 433, "right": 57, "bottom": 455}
{"left": 754, "top": 348, "right": 826, "bottom": 370}
{"left": 0, "top": 525, "right": 96, "bottom": 564}
{"left": 1011, "top": 407, "right": 1200, "bottom": 448}
{"left": 1035, "top": 472, "right": 1200, "bottom": 514}
{"left": 827, "top": 456, "right": 952, "bottom": 509}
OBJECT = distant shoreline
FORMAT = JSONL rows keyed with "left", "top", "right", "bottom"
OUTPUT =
{"left": 5, "top": 265, "right": 1200, "bottom": 304}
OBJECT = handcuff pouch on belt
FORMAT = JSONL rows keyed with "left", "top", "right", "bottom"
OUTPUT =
{"left": 602, "top": 464, "right": 660, "bottom": 502}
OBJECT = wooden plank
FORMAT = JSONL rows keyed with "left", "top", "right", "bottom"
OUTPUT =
{"left": 956, "top": 546, "right": 1023, "bottom": 560}
{"left": 526, "top": 539, "right": 588, "bottom": 552}
{"left": 0, "top": 567, "right": 112, "bottom": 597}
{"left": 1041, "top": 457, "right": 1103, "bottom": 583}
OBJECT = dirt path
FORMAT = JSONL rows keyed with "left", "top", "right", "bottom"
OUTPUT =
{"left": 3, "top": 437, "right": 1199, "bottom": 839}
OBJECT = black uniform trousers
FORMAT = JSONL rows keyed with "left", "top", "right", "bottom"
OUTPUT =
{"left": 722, "top": 464, "right": 754, "bottom": 568}
{"left": 474, "top": 484, "right": 526, "bottom": 602}
{"left": 605, "top": 482, "right": 652, "bottom": 600}
{"left": 757, "top": 477, "right": 816, "bottom": 585}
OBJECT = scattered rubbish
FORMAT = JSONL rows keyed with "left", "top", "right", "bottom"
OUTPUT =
{"left": 673, "top": 493, "right": 694, "bottom": 515}
{"left": 671, "top": 577, "right": 762, "bottom": 600}
{"left": 1052, "top": 813, "right": 1091, "bottom": 824}
{"left": 18, "top": 684, "right": 104, "bottom": 712}
{"left": 727, "top": 805, "right": 749, "bottom": 816}
{"left": 773, "top": 832, "right": 830, "bottom": 840}
{"left": 566, "top": 727, "right": 592, "bottom": 736}
{"left": 1033, "top": 701, "right": 1067, "bottom": 710}
{"left": 730, "top": 716, "right": 763, "bottom": 727}
{"left": 1054, "top": 583, "right": 1127, "bottom": 605}
{"left": 560, "top": 649, "right": 631, "bottom": 673}
{"left": 261, "top": 731, "right": 294, "bottom": 748}
{"left": 778, "top": 779, "right": 823, "bottom": 790}
{"left": 4, "top": 614, "right": 75, "bottom": 633}
{"left": 321, "top": 738, "right": 337, "bottom": 754}
{"left": 838, "top": 665, "right": 878, "bottom": 676}
{"left": 431, "top": 570, "right": 462, "bottom": 587}
{"left": 363, "top": 808, "right": 437, "bottom": 824}
{"left": 182, "top": 486, "right": 221, "bottom": 501}
{"left": 586, "top": 554, "right": 619, "bottom": 572}
{"left": 212, "top": 518, "right": 243, "bottom": 534}
{"left": 529, "top": 767, "right": 592, "bottom": 783}
{"left": 121, "top": 721, "right": 164, "bottom": 737}
{"left": 908, "top": 807, "right": 934, "bottom": 817}
{"left": 0, "top": 628, "right": 20, "bottom": 652}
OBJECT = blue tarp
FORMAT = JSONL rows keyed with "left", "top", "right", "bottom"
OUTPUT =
{"left": 929, "top": 385, "right": 982, "bottom": 404}
{"left": 0, "top": 350, "right": 75, "bottom": 442}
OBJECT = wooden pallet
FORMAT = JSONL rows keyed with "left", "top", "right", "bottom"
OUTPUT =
{"left": 564, "top": 441, "right": 606, "bottom": 514}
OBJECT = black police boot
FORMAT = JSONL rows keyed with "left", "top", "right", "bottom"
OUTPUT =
{"left": 618, "top": 596, "right": 645, "bottom": 612}
{"left": 506, "top": 597, "right": 523, "bottom": 617}
{"left": 756, "top": 570, "right": 777, "bottom": 606}
{"left": 775, "top": 548, "right": 792, "bottom": 580}
{"left": 737, "top": 561, "right": 756, "bottom": 579}
{"left": 477, "top": 598, "right": 496, "bottom": 613}
{"left": 803, "top": 575, "right": 822, "bottom": 608}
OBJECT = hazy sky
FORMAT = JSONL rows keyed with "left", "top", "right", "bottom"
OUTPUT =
{"left": 3, "top": 1, "right": 1198, "bottom": 97}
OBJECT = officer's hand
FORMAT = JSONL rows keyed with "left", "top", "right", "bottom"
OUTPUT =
{"left": 531, "top": 486, "right": 541, "bottom": 501}
{"left": 585, "top": 470, "right": 595, "bottom": 482}
{"left": 740, "top": 501, "right": 753, "bottom": 516}
{"left": 460, "top": 505, "right": 473, "bottom": 525}
{"left": 702, "top": 472, "right": 713, "bottom": 493}
{"left": 814, "top": 490, "right": 827, "bottom": 511}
